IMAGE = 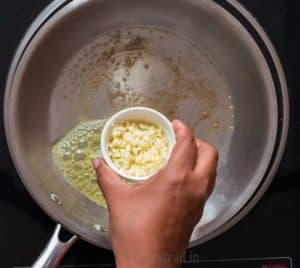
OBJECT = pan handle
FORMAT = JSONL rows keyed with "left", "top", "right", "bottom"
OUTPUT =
{"left": 32, "top": 224, "right": 78, "bottom": 268}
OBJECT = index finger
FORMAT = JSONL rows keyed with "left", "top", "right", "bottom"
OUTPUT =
{"left": 166, "top": 120, "right": 197, "bottom": 170}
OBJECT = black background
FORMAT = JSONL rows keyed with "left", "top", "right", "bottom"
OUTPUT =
{"left": 0, "top": 1, "right": 299, "bottom": 267}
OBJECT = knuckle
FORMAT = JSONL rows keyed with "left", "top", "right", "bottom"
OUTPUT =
{"left": 181, "top": 125, "right": 193, "bottom": 139}
{"left": 193, "top": 174, "right": 215, "bottom": 198}
{"left": 191, "top": 185, "right": 206, "bottom": 201}
{"left": 178, "top": 136, "right": 195, "bottom": 150}
{"left": 196, "top": 191, "right": 207, "bottom": 202}
{"left": 203, "top": 143, "right": 219, "bottom": 160}
{"left": 190, "top": 190, "right": 207, "bottom": 206}
{"left": 169, "top": 169, "right": 191, "bottom": 187}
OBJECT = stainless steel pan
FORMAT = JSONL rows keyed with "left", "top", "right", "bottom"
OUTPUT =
{"left": 4, "top": 0, "right": 289, "bottom": 266}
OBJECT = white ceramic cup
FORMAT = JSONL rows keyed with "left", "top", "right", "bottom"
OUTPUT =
{"left": 101, "top": 107, "right": 176, "bottom": 181}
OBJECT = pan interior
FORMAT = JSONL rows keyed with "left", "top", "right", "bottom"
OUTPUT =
{"left": 6, "top": 0, "right": 278, "bottom": 247}
{"left": 50, "top": 26, "right": 234, "bottom": 210}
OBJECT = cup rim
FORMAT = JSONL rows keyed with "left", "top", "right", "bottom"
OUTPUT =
{"left": 100, "top": 106, "right": 176, "bottom": 181}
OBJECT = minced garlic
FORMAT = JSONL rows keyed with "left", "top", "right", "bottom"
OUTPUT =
{"left": 108, "top": 120, "right": 169, "bottom": 177}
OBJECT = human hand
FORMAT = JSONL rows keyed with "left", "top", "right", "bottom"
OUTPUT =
{"left": 93, "top": 120, "right": 218, "bottom": 268}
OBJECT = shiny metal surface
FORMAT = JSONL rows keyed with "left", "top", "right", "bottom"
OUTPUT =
{"left": 4, "top": 0, "right": 288, "bottom": 251}
{"left": 32, "top": 224, "right": 78, "bottom": 268}
{"left": 195, "top": 0, "right": 289, "bottom": 246}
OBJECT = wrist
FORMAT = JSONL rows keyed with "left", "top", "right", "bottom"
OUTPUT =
{"left": 116, "top": 260, "right": 181, "bottom": 268}
{"left": 115, "top": 252, "right": 183, "bottom": 268}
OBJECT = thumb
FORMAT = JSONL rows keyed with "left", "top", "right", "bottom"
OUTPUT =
{"left": 92, "top": 158, "right": 127, "bottom": 206}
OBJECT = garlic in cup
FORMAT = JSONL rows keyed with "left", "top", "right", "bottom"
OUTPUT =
{"left": 108, "top": 121, "right": 168, "bottom": 177}
{"left": 101, "top": 107, "right": 176, "bottom": 181}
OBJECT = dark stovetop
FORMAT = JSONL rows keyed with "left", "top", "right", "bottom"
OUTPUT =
{"left": 1, "top": 1, "right": 300, "bottom": 267}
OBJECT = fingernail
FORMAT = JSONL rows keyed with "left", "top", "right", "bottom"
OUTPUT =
{"left": 172, "top": 119, "right": 182, "bottom": 129}
{"left": 172, "top": 119, "right": 179, "bottom": 125}
{"left": 92, "top": 159, "right": 100, "bottom": 170}
{"left": 99, "top": 158, "right": 105, "bottom": 165}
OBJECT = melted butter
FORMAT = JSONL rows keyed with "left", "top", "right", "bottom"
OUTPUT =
{"left": 52, "top": 119, "right": 108, "bottom": 207}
